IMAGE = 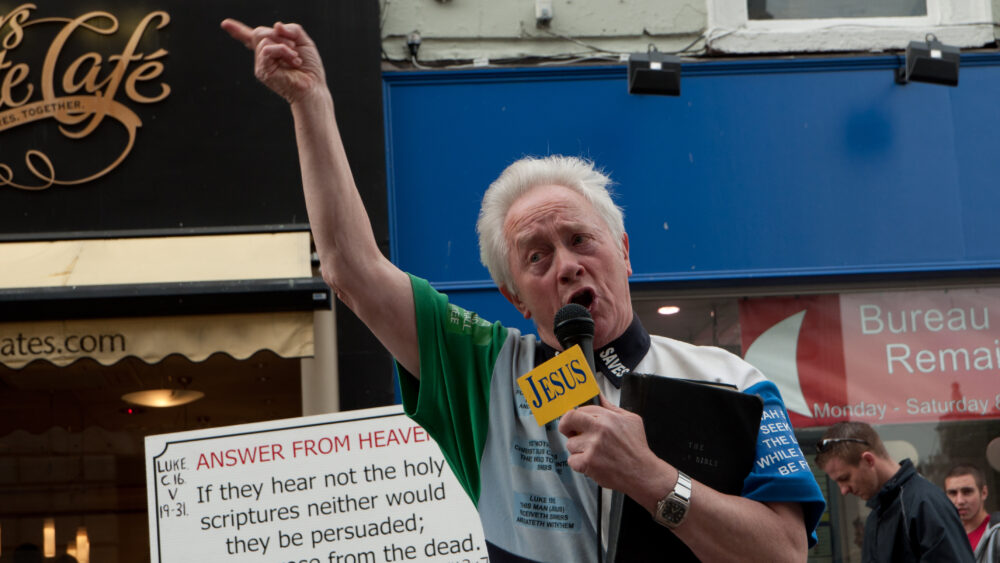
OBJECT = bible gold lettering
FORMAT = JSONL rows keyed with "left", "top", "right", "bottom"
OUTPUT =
{"left": 0, "top": 4, "right": 171, "bottom": 190}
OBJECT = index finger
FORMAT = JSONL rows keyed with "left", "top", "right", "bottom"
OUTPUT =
{"left": 220, "top": 18, "right": 255, "bottom": 50}
{"left": 558, "top": 405, "right": 598, "bottom": 438}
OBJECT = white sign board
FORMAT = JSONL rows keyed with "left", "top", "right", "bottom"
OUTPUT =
{"left": 145, "top": 405, "right": 488, "bottom": 563}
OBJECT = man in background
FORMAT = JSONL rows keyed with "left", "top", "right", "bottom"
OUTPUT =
{"left": 816, "top": 421, "right": 973, "bottom": 562}
{"left": 945, "top": 464, "right": 1000, "bottom": 561}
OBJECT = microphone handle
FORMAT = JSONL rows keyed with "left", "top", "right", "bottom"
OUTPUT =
{"left": 571, "top": 336, "right": 601, "bottom": 406}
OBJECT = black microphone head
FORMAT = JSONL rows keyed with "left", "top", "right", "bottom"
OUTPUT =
{"left": 554, "top": 303, "right": 594, "bottom": 348}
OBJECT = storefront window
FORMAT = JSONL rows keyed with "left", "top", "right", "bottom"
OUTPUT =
{"left": 0, "top": 351, "right": 302, "bottom": 562}
{"left": 747, "top": 0, "right": 927, "bottom": 20}
{"left": 634, "top": 284, "right": 1000, "bottom": 561}
{"left": 707, "top": 0, "right": 992, "bottom": 54}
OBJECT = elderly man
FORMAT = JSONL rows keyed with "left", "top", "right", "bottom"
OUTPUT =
{"left": 222, "top": 19, "right": 824, "bottom": 562}
{"left": 945, "top": 465, "right": 1000, "bottom": 561}
{"left": 816, "top": 421, "right": 973, "bottom": 563}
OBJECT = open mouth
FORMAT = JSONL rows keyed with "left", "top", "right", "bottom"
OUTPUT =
{"left": 568, "top": 289, "right": 595, "bottom": 309}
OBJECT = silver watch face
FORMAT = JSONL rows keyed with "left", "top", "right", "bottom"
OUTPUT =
{"left": 661, "top": 497, "right": 686, "bottom": 523}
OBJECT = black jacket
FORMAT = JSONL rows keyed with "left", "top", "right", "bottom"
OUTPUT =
{"left": 863, "top": 459, "right": 975, "bottom": 562}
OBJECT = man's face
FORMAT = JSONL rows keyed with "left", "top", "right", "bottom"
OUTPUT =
{"left": 500, "top": 184, "right": 633, "bottom": 349}
{"left": 822, "top": 455, "right": 881, "bottom": 501}
{"left": 945, "top": 474, "right": 987, "bottom": 524}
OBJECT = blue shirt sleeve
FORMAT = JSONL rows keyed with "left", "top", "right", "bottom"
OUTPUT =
{"left": 742, "top": 380, "right": 826, "bottom": 548}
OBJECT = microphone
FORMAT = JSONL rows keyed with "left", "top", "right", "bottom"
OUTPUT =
{"left": 554, "top": 303, "right": 600, "bottom": 406}
{"left": 554, "top": 304, "right": 604, "bottom": 563}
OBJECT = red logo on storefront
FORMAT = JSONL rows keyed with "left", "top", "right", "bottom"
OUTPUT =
{"left": 740, "top": 290, "right": 1000, "bottom": 427}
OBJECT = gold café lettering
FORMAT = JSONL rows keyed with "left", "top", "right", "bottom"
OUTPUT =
{"left": 0, "top": 4, "right": 171, "bottom": 190}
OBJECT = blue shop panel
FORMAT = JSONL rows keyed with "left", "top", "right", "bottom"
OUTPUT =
{"left": 383, "top": 56, "right": 1000, "bottom": 289}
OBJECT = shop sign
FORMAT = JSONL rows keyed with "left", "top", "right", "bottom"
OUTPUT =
{"left": 0, "top": 4, "right": 170, "bottom": 190}
{"left": 740, "top": 288, "right": 1000, "bottom": 427}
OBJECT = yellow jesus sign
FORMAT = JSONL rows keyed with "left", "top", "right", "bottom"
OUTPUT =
{"left": 517, "top": 344, "right": 600, "bottom": 426}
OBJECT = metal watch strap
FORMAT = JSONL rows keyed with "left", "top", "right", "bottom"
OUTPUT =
{"left": 654, "top": 471, "right": 692, "bottom": 529}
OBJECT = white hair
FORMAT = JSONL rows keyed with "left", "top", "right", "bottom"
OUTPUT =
{"left": 476, "top": 155, "right": 625, "bottom": 293}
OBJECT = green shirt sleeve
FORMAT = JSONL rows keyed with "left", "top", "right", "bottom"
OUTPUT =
{"left": 396, "top": 274, "right": 509, "bottom": 505}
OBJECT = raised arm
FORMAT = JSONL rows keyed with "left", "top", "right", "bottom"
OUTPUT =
{"left": 221, "top": 19, "right": 419, "bottom": 375}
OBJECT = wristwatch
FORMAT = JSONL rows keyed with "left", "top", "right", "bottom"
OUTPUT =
{"left": 653, "top": 471, "right": 692, "bottom": 529}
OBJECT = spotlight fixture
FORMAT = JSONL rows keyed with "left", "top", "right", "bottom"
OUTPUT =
{"left": 122, "top": 389, "right": 204, "bottom": 408}
{"left": 895, "top": 34, "right": 960, "bottom": 86}
{"left": 406, "top": 31, "right": 422, "bottom": 59}
{"left": 628, "top": 47, "right": 681, "bottom": 96}
{"left": 535, "top": 0, "right": 553, "bottom": 27}
{"left": 122, "top": 376, "right": 204, "bottom": 408}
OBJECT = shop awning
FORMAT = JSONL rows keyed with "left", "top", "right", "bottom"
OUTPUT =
{"left": 0, "top": 311, "right": 314, "bottom": 369}
{"left": 0, "top": 232, "right": 330, "bottom": 368}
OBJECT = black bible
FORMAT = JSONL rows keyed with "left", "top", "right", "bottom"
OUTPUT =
{"left": 607, "top": 372, "right": 764, "bottom": 562}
